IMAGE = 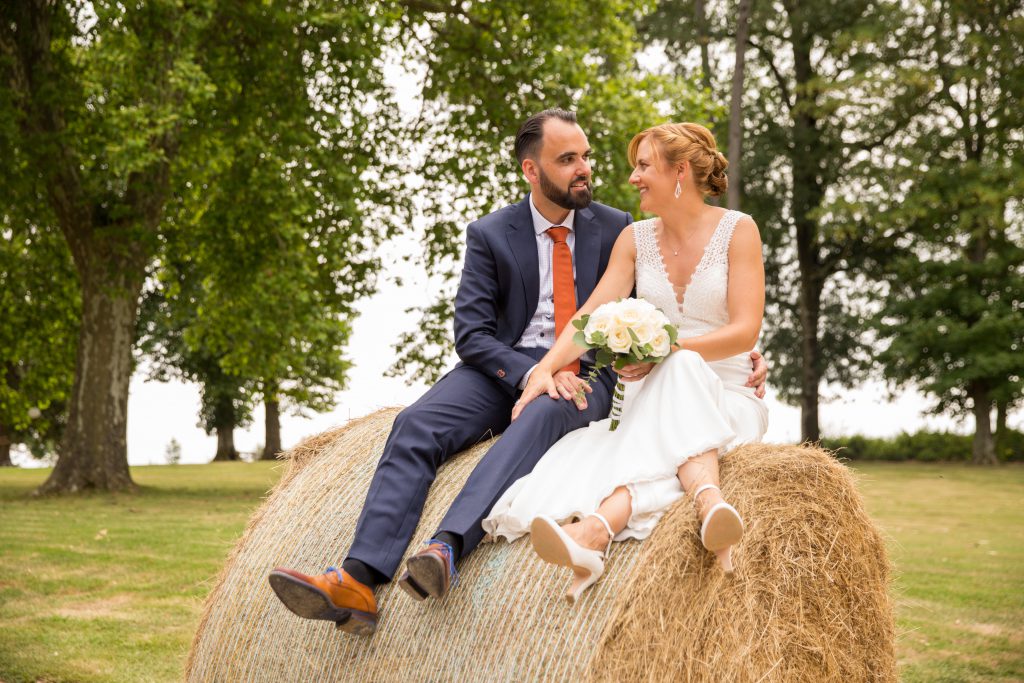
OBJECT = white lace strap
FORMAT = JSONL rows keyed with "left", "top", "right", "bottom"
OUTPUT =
{"left": 702, "top": 210, "right": 744, "bottom": 270}
{"left": 631, "top": 218, "right": 658, "bottom": 271}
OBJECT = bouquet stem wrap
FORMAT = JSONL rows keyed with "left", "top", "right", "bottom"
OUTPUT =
{"left": 609, "top": 379, "right": 626, "bottom": 431}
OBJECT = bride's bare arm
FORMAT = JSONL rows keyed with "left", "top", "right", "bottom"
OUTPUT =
{"left": 674, "top": 216, "right": 765, "bottom": 361}
{"left": 510, "top": 226, "right": 637, "bottom": 419}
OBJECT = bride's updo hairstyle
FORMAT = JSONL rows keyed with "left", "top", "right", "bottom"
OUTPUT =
{"left": 627, "top": 122, "right": 729, "bottom": 197}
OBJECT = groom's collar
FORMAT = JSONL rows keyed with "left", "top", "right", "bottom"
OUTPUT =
{"left": 528, "top": 192, "right": 575, "bottom": 235}
{"left": 513, "top": 193, "right": 594, "bottom": 231}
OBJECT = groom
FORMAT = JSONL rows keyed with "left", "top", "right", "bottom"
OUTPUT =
{"left": 269, "top": 109, "right": 767, "bottom": 635}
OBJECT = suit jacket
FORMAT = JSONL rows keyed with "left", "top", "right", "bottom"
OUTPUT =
{"left": 453, "top": 194, "right": 634, "bottom": 395}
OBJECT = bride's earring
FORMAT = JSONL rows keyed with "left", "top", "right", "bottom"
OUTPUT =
{"left": 674, "top": 180, "right": 682, "bottom": 198}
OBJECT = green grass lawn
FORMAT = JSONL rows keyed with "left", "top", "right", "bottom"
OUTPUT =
{"left": 0, "top": 461, "right": 1021, "bottom": 682}
{"left": 853, "top": 463, "right": 1024, "bottom": 683}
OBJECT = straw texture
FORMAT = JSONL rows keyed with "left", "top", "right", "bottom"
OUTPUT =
{"left": 186, "top": 408, "right": 895, "bottom": 682}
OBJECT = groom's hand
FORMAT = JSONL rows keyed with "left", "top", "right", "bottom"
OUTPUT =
{"left": 511, "top": 369, "right": 559, "bottom": 421}
{"left": 616, "top": 362, "right": 654, "bottom": 382}
{"left": 746, "top": 350, "right": 768, "bottom": 399}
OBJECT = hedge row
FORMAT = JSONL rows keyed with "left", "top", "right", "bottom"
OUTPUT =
{"left": 820, "top": 429, "right": 1024, "bottom": 463}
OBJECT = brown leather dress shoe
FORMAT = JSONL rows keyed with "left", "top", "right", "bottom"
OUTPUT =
{"left": 401, "top": 540, "right": 460, "bottom": 600}
{"left": 397, "top": 569, "right": 429, "bottom": 601}
{"left": 268, "top": 566, "right": 377, "bottom": 636}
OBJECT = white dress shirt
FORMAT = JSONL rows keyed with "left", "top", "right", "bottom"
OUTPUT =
{"left": 515, "top": 194, "right": 577, "bottom": 388}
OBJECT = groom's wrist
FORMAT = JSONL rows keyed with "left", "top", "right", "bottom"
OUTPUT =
{"left": 517, "top": 364, "right": 538, "bottom": 390}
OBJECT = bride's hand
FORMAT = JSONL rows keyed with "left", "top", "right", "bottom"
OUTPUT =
{"left": 553, "top": 370, "right": 592, "bottom": 411}
{"left": 512, "top": 370, "right": 593, "bottom": 420}
{"left": 511, "top": 368, "right": 562, "bottom": 421}
{"left": 616, "top": 361, "right": 654, "bottom": 382}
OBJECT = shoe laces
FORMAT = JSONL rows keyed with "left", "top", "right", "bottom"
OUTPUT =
{"left": 425, "top": 539, "right": 460, "bottom": 588}
{"left": 325, "top": 566, "right": 345, "bottom": 583}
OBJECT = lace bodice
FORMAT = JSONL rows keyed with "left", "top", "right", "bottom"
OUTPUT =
{"left": 633, "top": 210, "right": 745, "bottom": 339}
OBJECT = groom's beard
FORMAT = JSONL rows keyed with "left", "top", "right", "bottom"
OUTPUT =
{"left": 539, "top": 169, "right": 593, "bottom": 210}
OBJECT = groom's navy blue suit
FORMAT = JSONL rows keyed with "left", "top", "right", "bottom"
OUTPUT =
{"left": 347, "top": 195, "right": 633, "bottom": 580}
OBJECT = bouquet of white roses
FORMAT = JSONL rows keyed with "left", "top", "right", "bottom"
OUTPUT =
{"left": 572, "top": 297, "right": 678, "bottom": 430}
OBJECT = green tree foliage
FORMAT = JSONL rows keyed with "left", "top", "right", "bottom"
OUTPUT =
{"left": 0, "top": 43, "right": 79, "bottom": 466}
{"left": 1, "top": 1, "right": 406, "bottom": 490}
{"left": 643, "top": 0, "right": 936, "bottom": 441}
{"left": 137, "top": 2, "right": 402, "bottom": 462}
{"left": 0, "top": 222, "right": 78, "bottom": 466}
{"left": 873, "top": 0, "right": 1024, "bottom": 464}
{"left": 388, "top": 0, "right": 715, "bottom": 383}
{"left": 2, "top": 1, "right": 223, "bottom": 490}
{"left": 822, "top": 429, "right": 1024, "bottom": 463}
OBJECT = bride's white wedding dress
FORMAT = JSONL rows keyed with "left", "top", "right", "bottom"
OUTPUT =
{"left": 483, "top": 210, "right": 768, "bottom": 543}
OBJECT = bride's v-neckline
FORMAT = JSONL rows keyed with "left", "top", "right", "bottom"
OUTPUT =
{"left": 652, "top": 211, "right": 730, "bottom": 311}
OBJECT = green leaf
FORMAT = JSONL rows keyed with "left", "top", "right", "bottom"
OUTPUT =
{"left": 573, "top": 331, "right": 596, "bottom": 349}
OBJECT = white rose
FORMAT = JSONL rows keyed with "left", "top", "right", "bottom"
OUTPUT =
{"left": 585, "top": 312, "right": 613, "bottom": 343}
{"left": 645, "top": 309, "right": 670, "bottom": 328}
{"left": 607, "top": 326, "right": 633, "bottom": 354}
{"left": 635, "top": 298, "right": 658, "bottom": 314}
{"left": 632, "top": 320, "right": 656, "bottom": 346}
{"left": 613, "top": 302, "right": 643, "bottom": 328}
{"left": 591, "top": 301, "right": 617, "bottom": 319}
{"left": 650, "top": 329, "right": 672, "bottom": 357}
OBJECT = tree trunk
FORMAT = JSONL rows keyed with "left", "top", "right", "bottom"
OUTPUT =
{"left": 0, "top": 422, "right": 12, "bottom": 467}
{"left": 994, "top": 399, "right": 1008, "bottom": 455}
{"left": 787, "top": 7, "right": 825, "bottom": 444}
{"left": 693, "top": 0, "right": 713, "bottom": 94}
{"left": 262, "top": 395, "right": 282, "bottom": 460}
{"left": 798, "top": 271, "right": 821, "bottom": 442}
{"left": 692, "top": 0, "right": 720, "bottom": 207}
{"left": 38, "top": 257, "right": 143, "bottom": 493}
{"left": 211, "top": 388, "right": 239, "bottom": 461}
{"left": 7, "top": 0, "right": 173, "bottom": 493}
{"left": 214, "top": 424, "right": 238, "bottom": 462}
{"left": 970, "top": 383, "right": 997, "bottom": 465}
{"left": 726, "top": 0, "right": 754, "bottom": 211}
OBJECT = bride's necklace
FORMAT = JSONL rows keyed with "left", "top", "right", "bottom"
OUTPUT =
{"left": 660, "top": 221, "right": 702, "bottom": 257}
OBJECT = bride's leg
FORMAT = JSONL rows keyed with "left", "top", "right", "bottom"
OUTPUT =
{"left": 677, "top": 449, "right": 743, "bottom": 573}
{"left": 676, "top": 449, "right": 724, "bottom": 517}
{"left": 561, "top": 486, "right": 631, "bottom": 552}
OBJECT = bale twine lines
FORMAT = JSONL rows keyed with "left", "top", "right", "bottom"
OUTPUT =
{"left": 187, "top": 407, "right": 896, "bottom": 682}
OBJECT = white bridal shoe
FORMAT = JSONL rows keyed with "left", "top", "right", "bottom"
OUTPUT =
{"left": 530, "top": 513, "right": 614, "bottom": 604}
{"left": 693, "top": 483, "right": 744, "bottom": 574}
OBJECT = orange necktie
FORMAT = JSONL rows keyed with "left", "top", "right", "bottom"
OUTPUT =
{"left": 546, "top": 226, "right": 580, "bottom": 375}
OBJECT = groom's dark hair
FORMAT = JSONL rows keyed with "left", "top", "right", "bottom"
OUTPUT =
{"left": 514, "top": 109, "right": 578, "bottom": 164}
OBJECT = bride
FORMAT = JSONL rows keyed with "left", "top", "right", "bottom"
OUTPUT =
{"left": 482, "top": 122, "right": 768, "bottom": 602}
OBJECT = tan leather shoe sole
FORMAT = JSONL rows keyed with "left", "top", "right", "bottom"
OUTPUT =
{"left": 268, "top": 571, "right": 377, "bottom": 636}
{"left": 405, "top": 552, "right": 450, "bottom": 599}
{"left": 397, "top": 570, "right": 429, "bottom": 601}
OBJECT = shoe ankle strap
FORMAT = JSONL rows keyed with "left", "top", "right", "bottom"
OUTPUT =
{"left": 691, "top": 483, "right": 720, "bottom": 501}
{"left": 585, "top": 512, "right": 615, "bottom": 558}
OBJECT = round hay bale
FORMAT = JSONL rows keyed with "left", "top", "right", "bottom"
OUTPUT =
{"left": 186, "top": 408, "right": 896, "bottom": 682}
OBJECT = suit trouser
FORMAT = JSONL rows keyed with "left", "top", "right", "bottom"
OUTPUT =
{"left": 346, "top": 349, "right": 614, "bottom": 581}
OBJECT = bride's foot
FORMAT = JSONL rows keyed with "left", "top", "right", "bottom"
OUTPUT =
{"left": 531, "top": 514, "right": 614, "bottom": 604}
{"left": 561, "top": 516, "right": 613, "bottom": 554}
{"left": 692, "top": 483, "right": 743, "bottom": 574}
